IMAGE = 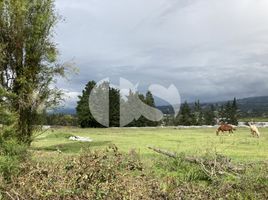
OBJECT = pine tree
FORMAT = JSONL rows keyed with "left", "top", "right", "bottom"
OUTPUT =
{"left": 194, "top": 100, "right": 203, "bottom": 125}
{"left": 218, "top": 98, "right": 238, "bottom": 125}
{"left": 109, "top": 87, "right": 120, "bottom": 127}
{"left": 76, "top": 81, "right": 103, "bottom": 128}
{"left": 230, "top": 98, "right": 238, "bottom": 125}
{"left": 125, "top": 91, "right": 158, "bottom": 127}
{"left": 204, "top": 105, "right": 216, "bottom": 125}
{"left": 144, "top": 91, "right": 158, "bottom": 126}
{"left": 176, "top": 101, "right": 195, "bottom": 126}
{"left": 135, "top": 94, "right": 147, "bottom": 127}
{"left": 225, "top": 101, "right": 232, "bottom": 123}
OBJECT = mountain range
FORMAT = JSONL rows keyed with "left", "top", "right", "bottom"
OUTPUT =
{"left": 158, "top": 96, "right": 268, "bottom": 118}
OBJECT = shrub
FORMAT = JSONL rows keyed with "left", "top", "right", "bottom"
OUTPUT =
{"left": 1, "top": 146, "right": 267, "bottom": 199}
{"left": 0, "top": 138, "right": 28, "bottom": 182}
{"left": 0, "top": 146, "right": 167, "bottom": 200}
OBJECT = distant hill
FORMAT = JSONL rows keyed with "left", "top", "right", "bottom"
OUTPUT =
{"left": 235, "top": 96, "right": 268, "bottom": 117}
{"left": 51, "top": 108, "right": 76, "bottom": 115}
{"left": 158, "top": 96, "right": 268, "bottom": 118}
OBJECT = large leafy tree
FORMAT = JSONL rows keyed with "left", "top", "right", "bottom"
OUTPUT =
{"left": 0, "top": 0, "right": 65, "bottom": 144}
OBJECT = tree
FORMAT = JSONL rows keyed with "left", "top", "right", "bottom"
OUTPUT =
{"left": 218, "top": 104, "right": 225, "bottom": 123}
{"left": 230, "top": 98, "right": 238, "bottom": 125}
{"left": 225, "top": 101, "right": 233, "bottom": 123}
{"left": 176, "top": 101, "right": 195, "bottom": 126}
{"left": 126, "top": 91, "right": 159, "bottom": 127}
{"left": 76, "top": 81, "right": 121, "bottom": 128}
{"left": 204, "top": 105, "right": 216, "bottom": 125}
{"left": 193, "top": 100, "right": 203, "bottom": 125}
{"left": 0, "top": 87, "right": 17, "bottom": 139}
{"left": 44, "top": 113, "right": 78, "bottom": 126}
{"left": 144, "top": 91, "right": 158, "bottom": 126}
{"left": 218, "top": 98, "right": 238, "bottom": 125}
{"left": 126, "top": 93, "right": 146, "bottom": 127}
{"left": 76, "top": 81, "right": 103, "bottom": 128}
{"left": 109, "top": 87, "right": 120, "bottom": 127}
{"left": 0, "top": 0, "right": 65, "bottom": 144}
{"left": 145, "top": 91, "right": 155, "bottom": 107}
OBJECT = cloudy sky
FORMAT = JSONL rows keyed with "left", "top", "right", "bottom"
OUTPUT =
{"left": 54, "top": 0, "right": 268, "bottom": 108}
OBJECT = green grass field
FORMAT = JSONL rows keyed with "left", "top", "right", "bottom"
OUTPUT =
{"left": 2, "top": 127, "right": 267, "bottom": 199}
{"left": 32, "top": 127, "right": 268, "bottom": 162}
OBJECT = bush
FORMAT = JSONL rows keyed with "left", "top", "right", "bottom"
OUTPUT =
{"left": 1, "top": 146, "right": 267, "bottom": 199}
{"left": 0, "top": 138, "right": 28, "bottom": 182}
{"left": 153, "top": 151, "right": 268, "bottom": 199}
{"left": 0, "top": 156, "right": 20, "bottom": 182}
{"left": 0, "top": 146, "right": 167, "bottom": 200}
{"left": 0, "top": 139, "right": 28, "bottom": 158}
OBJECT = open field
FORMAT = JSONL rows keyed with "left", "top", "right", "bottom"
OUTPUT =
{"left": 32, "top": 127, "right": 268, "bottom": 162}
{"left": 1, "top": 127, "right": 267, "bottom": 199}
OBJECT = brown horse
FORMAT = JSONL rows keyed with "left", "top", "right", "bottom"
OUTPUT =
{"left": 216, "top": 124, "right": 236, "bottom": 135}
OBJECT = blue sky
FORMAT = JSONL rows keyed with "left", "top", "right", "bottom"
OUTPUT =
{"left": 54, "top": 0, "right": 268, "bottom": 108}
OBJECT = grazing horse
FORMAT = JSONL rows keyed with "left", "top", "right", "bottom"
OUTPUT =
{"left": 248, "top": 122, "right": 260, "bottom": 137}
{"left": 216, "top": 124, "right": 236, "bottom": 135}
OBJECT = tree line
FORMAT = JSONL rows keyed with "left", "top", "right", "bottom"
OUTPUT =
{"left": 174, "top": 98, "right": 238, "bottom": 126}
{"left": 76, "top": 81, "right": 239, "bottom": 128}
{"left": 76, "top": 81, "right": 158, "bottom": 128}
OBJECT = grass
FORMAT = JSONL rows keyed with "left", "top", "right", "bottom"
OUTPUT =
{"left": 2, "top": 127, "right": 268, "bottom": 199}
{"left": 31, "top": 127, "right": 268, "bottom": 162}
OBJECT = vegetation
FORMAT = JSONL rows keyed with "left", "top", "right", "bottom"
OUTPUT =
{"left": 76, "top": 81, "right": 159, "bottom": 128}
{"left": 0, "top": 128, "right": 267, "bottom": 199}
{"left": 76, "top": 80, "right": 240, "bottom": 128}
{"left": 0, "top": 1, "right": 267, "bottom": 199}
{"left": 219, "top": 98, "right": 238, "bottom": 125}
{"left": 175, "top": 98, "right": 238, "bottom": 126}
{"left": 161, "top": 96, "right": 268, "bottom": 122}
{"left": 0, "top": 0, "right": 65, "bottom": 144}
{"left": 31, "top": 127, "right": 268, "bottom": 161}
{"left": 0, "top": 87, "right": 28, "bottom": 182}
{"left": 176, "top": 101, "right": 196, "bottom": 126}
{"left": 44, "top": 113, "right": 78, "bottom": 126}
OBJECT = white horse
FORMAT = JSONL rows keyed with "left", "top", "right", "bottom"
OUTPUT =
{"left": 248, "top": 122, "right": 260, "bottom": 137}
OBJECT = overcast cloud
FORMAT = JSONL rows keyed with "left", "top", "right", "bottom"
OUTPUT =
{"left": 54, "top": 0, "right": 268, "bottom": 108}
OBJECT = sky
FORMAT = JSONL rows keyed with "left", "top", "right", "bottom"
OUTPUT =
{"left": 54, "top": 0, "right": 268, "bottom": 108}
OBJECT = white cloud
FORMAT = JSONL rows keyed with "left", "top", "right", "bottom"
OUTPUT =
{"left": 55, "top": 0, "right": 268, "bottom": 106}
